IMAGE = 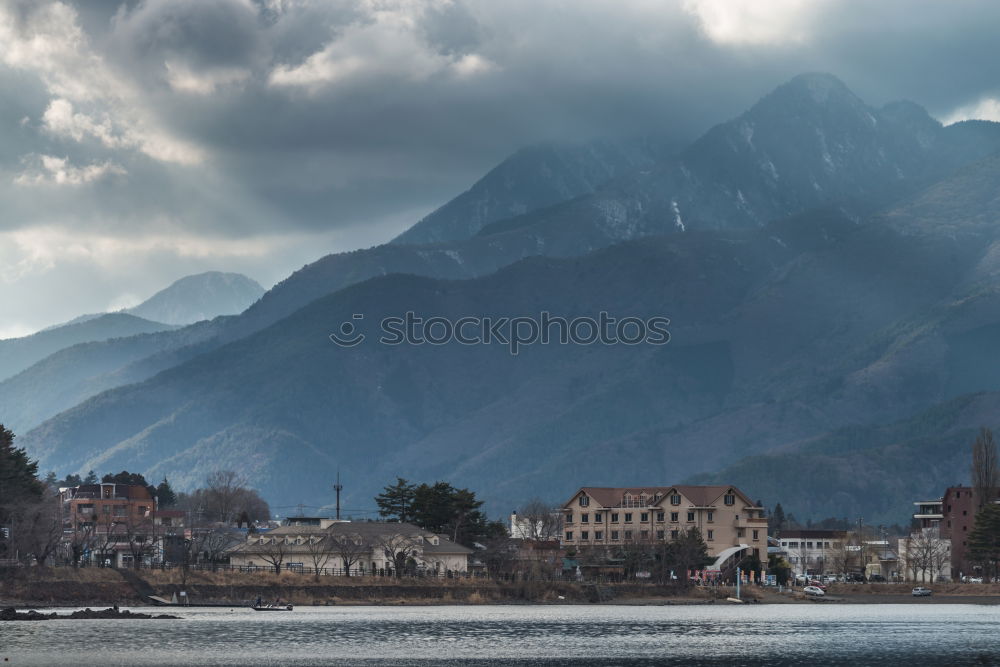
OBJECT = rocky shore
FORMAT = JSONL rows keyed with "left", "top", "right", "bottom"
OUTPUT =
{"left": 0, "top": 606, "right": 178, "bottom": 620}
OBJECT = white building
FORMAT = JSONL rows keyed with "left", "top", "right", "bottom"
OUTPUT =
{"left": 227, "top": 520, "right": 472, "bottom": 574}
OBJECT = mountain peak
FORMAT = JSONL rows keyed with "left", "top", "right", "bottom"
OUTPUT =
{"left": 126, "top": 271, "right": 265, "bottom": 325}
{"left": 755, "top": 72, "right": 865, "bottom": 113}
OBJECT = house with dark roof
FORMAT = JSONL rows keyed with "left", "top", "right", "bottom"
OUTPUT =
{"left": 226, "top": 520, "right": 473, "bottom": 575}
{"left": 560, "top": 485, "right": 767, "bottom": 569}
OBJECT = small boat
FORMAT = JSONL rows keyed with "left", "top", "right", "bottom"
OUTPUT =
{"left": 252, "top": 604, "right": 294, "bottom": 612}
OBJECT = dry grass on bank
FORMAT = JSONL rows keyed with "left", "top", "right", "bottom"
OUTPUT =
{"left": 827, "top": 582, "right": 1000, "bottom": 596}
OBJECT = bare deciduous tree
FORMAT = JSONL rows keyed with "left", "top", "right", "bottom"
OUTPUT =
{"left": 304, "top": 533, "right": 332, "bottom": 580}
{"left": 902, "top": 530, "right": 950, "bottom": 582}
{"left": 11, "top": 489, "right": 63, "bottom": 566}
{"left": 204, "top": 471, "right": 249, "bottom": 524}
{"left": 257, "top": 534, "right": 288, "bottom": 574}
{"left": 331, "top": 533, "right": 369, "bottom": 577}
{"left": 376, "top": 533, "right": 419, "bottom": 576}
{"left": 972, "top": 427, "right": 999, "bottom": 511}
{"left": 515, "top": 499, "right": 564, "bottom": 541}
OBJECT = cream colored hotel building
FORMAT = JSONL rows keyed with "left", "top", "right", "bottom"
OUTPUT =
{"left": 561, "top": 485, "right": 767, "bottom": 565}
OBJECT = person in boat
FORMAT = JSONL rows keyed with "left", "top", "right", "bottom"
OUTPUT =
{"left": 255, "top": 596, "right": 262, "bottom": 608}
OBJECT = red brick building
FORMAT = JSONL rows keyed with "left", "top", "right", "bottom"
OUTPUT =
{"left": 61, "top": 482, "right": 157, "bottom": 566}
{"left": 913, "top": 486, "right": 983, "bottom": 579}
{"left": 939, "top": 486, "right": 979, "bottom": 579}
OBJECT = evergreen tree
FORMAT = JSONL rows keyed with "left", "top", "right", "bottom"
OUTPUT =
{"left": 156, "top": 477, "right": 177, "bottom": 508}
{"left": 0, "top": 424, "right": 43, "bottom": 506}
{"left": 102, "top": 470, "right": 155, "bottom": 497}
{"left": 769, "top": 503, "right": 787, "bottom": 535}
{"left": 63, "top": 473, "right": 82, "bottom": 487}
{"left": 82, "top": 470, "right": 98, "bottom": 485}
{"left": 0, "top": 424, "right": 45, "bottom": 558}
{"left": 967, "top": 503, "right": 1000, "bottom": 580}
{"left": 375, "top": 477, "right": 417, "bottom": 522}
{"left": 44, "top": 471, "right": 58, "bottom": 487}
{"left": 411, "top": 481, "right": 460, "bottom": 532}
{"left": 664, "top": 527, "right": 711, "bottom": 587}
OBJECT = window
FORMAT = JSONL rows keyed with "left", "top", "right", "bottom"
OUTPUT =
{"left": 611, "top": 530, "right": 619, "bottom": 541}
{"left": 656, "top": 512, "right": 665, "bottom": 522}
{"left": 624, "top": 530, "right": 633, "bottom": 540}
{"left": 707, "top": 511, "right": 714, "bottom": 522}
{"left": 752, "top": 530, "right": 759, "bottom": 540}
{"left": 581, "top": 513, "right": 589, "bottom": 523}
{"left": 595, "top": 531, "right": 603, "bottom": 540}
{"left": 611, "top": 513, "right": 619, "bottom": 522}
{"left": 707, "top": 530, "right": 714, "bottom": 540}
{"left": 579, "top": 495, "right": 590, "bottom": 506}
{"left": 737, "top": 528, "right": 745, "bottom": 538}
{"left": 687, "top": 512, "right": 695, "bottom": 522}
{"left": 103, "top": 505, "right": 111, "bottom": 515}
{"left": 113, "top": 505, "right": 127, "bottom": 517}
{"left": 670, "top": 512, "right": 678, "bottom": 522}
{"left": 670, "top": 530, "right": 679, "bottom": 539}
{"left": 581, "top": 531, "right": 589, "bottom": 540}
{"left": 595, "top": 513, "right": 604, "bottom": 522}
{"left": 724, "top": 494, "right": 735, "bottom": 506}
{"left": 565, "top": 514, "right": 573, "bottom": 524}
{"left": 656, "top": 530, "right": 665, "bottom": 540}
{"left": 640, "top": 530, "right": 649, "bottom": 539}
{"left": 624, "top": 512, "right": 633, "bottom": 522}
{"left": 565, "top": 531, "right": 574, "bottom": 541}
{"left": 670, "top": 494, "right": 681, "bottom": 505}
{"left": 640, "top": 512, "right": 649, "bottom": 522}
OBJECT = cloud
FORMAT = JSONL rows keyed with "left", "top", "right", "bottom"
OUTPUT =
{"left": 14, "top": 153, "right": 126, "bottom": 186}
{"left": 4, "top": 0, "right": 1000, "bottom": 332}
{"left": 942, "top": 98, "right": 1000, "bottom": 125}
{"left": 268, "top": 1, "right": 496, "bottom": 91}
{"left": 682, "top": 0, "right": 823, "bottom": 46}
{"left": 164, "top": 62, "right": 251, "bottom": 95}
{"left": 0, "top": 0, "right": 206, "bottom": 165}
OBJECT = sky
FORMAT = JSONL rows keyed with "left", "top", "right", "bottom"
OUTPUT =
{"left": 2, "top": 0, "right": 1000, "bottom": 338}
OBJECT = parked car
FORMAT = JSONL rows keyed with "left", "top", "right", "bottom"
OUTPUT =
{"left": 964, "top": 576, "right": 983, "bottom": 584}
{"left": 807, "top": 580, "right": 828, "bottom": 591}
{"left": 846, "top": 573, "right": 867, "bottom": 583}
{"left": 912, "top": 586, "right": 932, "bottom": 597}
{"left": 868, "top": 574, "right": 886, "bottom": 583}
{"left": 803, "top": 585, "right": 826, "bottom": 597}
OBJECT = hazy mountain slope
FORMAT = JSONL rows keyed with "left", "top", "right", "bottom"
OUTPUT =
{"left": 0, "top": 319, "right": 225, "bottom": 435}
{"left": 9, "top": 75, "right": 1000, "bottom": 438}
{"left": 689, "top": 392, "right": 1000, "bottom": 525}
{"left": 12, "top": 73, "right": 1000, "bottom": 478}
{"left": 392, "top": 139, "right": 660, "bottom": 245}
{"left": 24, "top": 183, "right": 1000, "bottom": 518}
{"left": 126, "top": 271, "right": 264, "bottom": 325}
{"left": 0, "top": 313, "right": 173, "bottom": 382}
{"left": 475, "top": 74, "right": 1000, "bottom": 244}
{"left": 21, "top": 230, "right": 794, "bottom": 504}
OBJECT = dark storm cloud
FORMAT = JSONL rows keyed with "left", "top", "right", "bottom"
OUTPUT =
{"left": 4, "top": 0, "right": 1000, "bottom": 334}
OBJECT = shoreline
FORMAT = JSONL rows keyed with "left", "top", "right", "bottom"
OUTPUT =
{"left": 4, "top": 568, "right": 1000, "bottom": 608}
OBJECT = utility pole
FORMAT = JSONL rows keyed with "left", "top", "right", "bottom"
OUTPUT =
{"left": 334, "top": 470, "right": 343, "bottom": 521}
{"left": 858, "top": 517, "right": 864, "bottom": 580}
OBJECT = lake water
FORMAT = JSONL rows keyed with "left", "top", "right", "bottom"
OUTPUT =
{"left": 2, "top": 604, "right": 999, "bottom": 666}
